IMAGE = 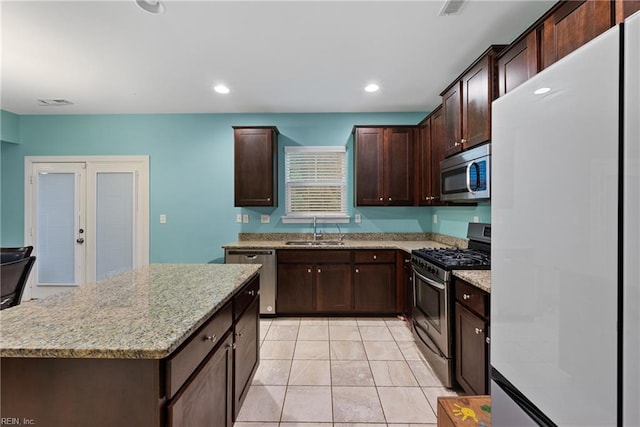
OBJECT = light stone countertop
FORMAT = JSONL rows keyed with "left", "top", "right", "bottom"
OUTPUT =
{"left": 453, "top": 270, "right": 491, "bottom": 293}
{"left": 223, "top": 240, "right": 450, "bottom": 253}
{"left": 0, "top": 264, "right": 261, "bottom": 359}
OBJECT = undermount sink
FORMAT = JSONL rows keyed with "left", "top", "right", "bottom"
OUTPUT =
{"left": 285, "top": 241, "right": 345, "bottom": 246}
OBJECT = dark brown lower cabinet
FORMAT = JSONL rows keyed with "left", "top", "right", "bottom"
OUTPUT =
{"left": 277, "top": 263, "right": 314, "bottom": 313}
{"left": 168, "top": 333, "right": 233, "bottom": 427}
{"left": 316, "top": 263, "right": 352, "bottom": 312}
{"left": 233, "top": 297, "right": 260, "bottom": 419}
{"left": 277, "top": 249, "right": 402, "bottom": 315}
{"left": 454, "top": 278, "right": 490, "bottom": 395}
{"left": 353, "top": 263, "right": 395, "bottom": 312}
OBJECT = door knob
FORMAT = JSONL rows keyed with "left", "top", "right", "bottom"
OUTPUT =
{"left": 76, "top": 238, "right": 85, "bottom": 244}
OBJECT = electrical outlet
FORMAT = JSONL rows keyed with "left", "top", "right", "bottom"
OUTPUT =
{"left": 261, "top": 215, "right": 270, "bottom": 224}
{"left": 160, "top": 214, "right": 167, "bottom": 224}
{"left": 242, "top": 214, "right": 249, "bottom": 224}
{"left": 473, "top": 216, "right": 479, "bottom": 223}
{"left": 433, "top": 214, "right": 438, "bottom": 224}
{"left": 355, "top": 214, "right": 362, "bottom": 224}
{"left": 236, "top": 214, "right": 242, "bottom": 223}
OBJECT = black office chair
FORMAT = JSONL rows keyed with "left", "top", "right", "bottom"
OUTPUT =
{"left": 1, "top": 256, "right": 36, "bottom": 310}
{"left": 1, "top": 246, "right": 34, "bottom": 264}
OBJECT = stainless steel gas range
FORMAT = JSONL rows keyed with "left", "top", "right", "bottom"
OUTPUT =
{"left": 411, "top": 223, "right": 491, "bottom": 388}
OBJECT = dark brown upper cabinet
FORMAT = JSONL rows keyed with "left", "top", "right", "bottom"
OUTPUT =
{"left": 441, "top": 46, "right": 505, "bottom": 158}
{"left": 542, "top": 0, "right": 613, "bottom": 69}
{"left": 233, "top": 126, "right": 278, "bottom": 207}
{"left": 498, "top": 29, "right": 541, "bottom": 97}
{"left": 416, "top": 106, "right": 445, "bottom": 206}
{"left": 354, "top": 126, "right": 415, "bottom": 206}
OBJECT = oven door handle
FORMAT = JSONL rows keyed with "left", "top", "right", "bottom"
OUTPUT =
{"left": 412, "top": 267, "right": 445, "bottom": 290}
{"left": 466, "top": 161, "right": 478, "bottom": 194}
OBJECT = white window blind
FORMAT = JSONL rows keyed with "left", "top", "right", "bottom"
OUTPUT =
{"left": 285, "top": 146, "right": 347, "bottom": 218}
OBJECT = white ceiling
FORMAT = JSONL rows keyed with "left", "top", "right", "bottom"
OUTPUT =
{"left": 1, "top": 0, "right": 555, "bottom": 115}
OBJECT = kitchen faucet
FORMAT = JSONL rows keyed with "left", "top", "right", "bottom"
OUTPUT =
{"left": 312, "top": 216, "right": 322, "bottom": 241}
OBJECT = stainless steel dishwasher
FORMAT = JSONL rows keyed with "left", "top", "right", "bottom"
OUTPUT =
{"left": 224, "top": 249, "right": 276, "bottom": 316}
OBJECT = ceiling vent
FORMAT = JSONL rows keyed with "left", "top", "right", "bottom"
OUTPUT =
{"left": 438, "top": 0, "right": 467, "bottom": 16}
{"left": 37, "top": 98, "right": 74, "bottom": 106}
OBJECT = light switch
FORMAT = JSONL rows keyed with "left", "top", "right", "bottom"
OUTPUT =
{"left": 236, "top": 214, "right": 242, "bottom": 223}
{"left": 355, "top": 214, "right": 362, "bottom": 224}
{"left": 473, "top": 216, "right": 479, "bottom": 223}
{"left": 433, "top": 214, "right": 438, "bottom": 224}
{"left": 261, "top": 215, "right": 270, "bottom": 224}
{"left": 160, "top": 214, "right": 167, "bottom": 224}
{"left": 242, "top": 214, "right": 249, "bottom": 224}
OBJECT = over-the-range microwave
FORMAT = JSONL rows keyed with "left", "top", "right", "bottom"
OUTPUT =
{"left": 440, "top": 143, "right": 491, "bottom": 202}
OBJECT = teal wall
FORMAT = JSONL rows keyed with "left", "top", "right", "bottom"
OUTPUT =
{"left": 3, "top": 111, "right": 481, "bottom": 262}
{"left": 1, "top": 110, "right": 20, "bottom": 143}
{"left": 1, "top": 111, "right": 491, "bottom": 262}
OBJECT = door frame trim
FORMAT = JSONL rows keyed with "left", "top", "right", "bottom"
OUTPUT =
{"left": 24, "top": 155, "right": 150, "bottom": 300}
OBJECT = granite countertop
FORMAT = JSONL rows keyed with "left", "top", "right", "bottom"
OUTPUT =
{"left": 453, "top": 270, "right": 491, "bottom": 293}
{"left": 0, "top": 264, "right": 261, "bottom": 359}
{"left": 224, "top": 239, "right": 450, "bottom": 253}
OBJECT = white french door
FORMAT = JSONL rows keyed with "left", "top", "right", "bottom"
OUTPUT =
{"left": 25, "top": 156, "right": 149, "bottom": 300}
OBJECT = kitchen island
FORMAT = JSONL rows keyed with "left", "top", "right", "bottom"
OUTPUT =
{"left": 0, "top": 263, "right": 261, "bottom": 427}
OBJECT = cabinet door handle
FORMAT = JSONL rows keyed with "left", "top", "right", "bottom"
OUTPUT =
{"left": 235, "top": 332, "right": 243, "bottom": 338}
{"left": 308, "top": 268, "right": 312, "bottom": 273}
{"left": 355, "top": 268, "right": 359, "bottom": 273}
{"left": 267, "top": 197, "right": 271, "bottom": 201}
{"left": 486, "top": 337, "right": 491, "bottom": 344}
{"left": 463, "top": 293, "right": 471, "bottom": 300}
{"left": 454, "top": 142, "right": 462, "bottom": 147}
{"left": 475, "top": 328, "right": 483, "bottom": 335}
{"left": 379, "top": 197, "right": 383, "bottom": 201}
{"left": 317, "top": 268, "right": 321, "bottom": 273}
{"left": 204, "top": 334, "right": 217, "bottom": 342}
{"left": 461, "top": 139, "right": 467, "bottom": 144}
{"left": 247, "top": 289, "right": 256, "bottom": 296}
{"left": 388, "top": 197, "right": 392, "bottom": 201}
{"left": 373, "top": 255, "right": 377, "bottom": 260}
{"left": 229, "top": 343, "right": 237, "bottom": 350}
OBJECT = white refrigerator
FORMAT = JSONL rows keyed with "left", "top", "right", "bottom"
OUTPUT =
{"left": 491, "top": 11, "right": 639, "bottom": 427}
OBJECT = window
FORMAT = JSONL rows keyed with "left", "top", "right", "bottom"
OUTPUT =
{"left": 284, "top": 146, "right": 347, "bottom": 221}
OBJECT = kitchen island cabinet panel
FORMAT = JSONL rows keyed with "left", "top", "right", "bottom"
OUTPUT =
{"left": 233, "top": 296, "right": 259, "bottom": 419}
{"left": 0, "top": 264, "right": 261, "bottom": 427}
{"left": 168, "top": 333, "right": 233, "bottom": 427}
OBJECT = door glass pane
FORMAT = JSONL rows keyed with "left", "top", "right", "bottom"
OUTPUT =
{"left": 96, "top": 173, "right": 133, "bottom": 280}
{"left": 37, "top": 172, "right": 75, "bottom": 283}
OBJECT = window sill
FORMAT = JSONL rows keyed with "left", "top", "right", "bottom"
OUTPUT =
{"left": 281, "top": 215, "right": 351, "bottom": 224}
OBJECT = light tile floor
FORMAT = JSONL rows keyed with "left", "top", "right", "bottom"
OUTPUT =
{"left": 234, "top": 317, "right": 460, "bottom": 427}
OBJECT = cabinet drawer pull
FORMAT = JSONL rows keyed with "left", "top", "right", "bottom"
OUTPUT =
{"left": 373, "top": 255, "right": 377, "bottom": 260}
{"left": 318, "top": 268, "right": 321, "bottom": 273}
{"left": 228, "top": 343, "right": 237, "bottom": 350}
{"left": 379, "top": 197, "right": 383, "bottom": 201}
{"left": 204, "top": 334, "right": 217, "bottom": 342}
{"left": 475, "top": 328, "right": 483, "bottom": 335}
{"left": 455, "top": 142, "right": 462, "bottom": 147}
{"left": 267, "top": 197, "right": 271, "bottom": 201}
{"left": 308, "top": 268, "right": 312, "bottom": 273}
{"left": 463, "top": 293, "right": 471, "bottom": 300}
{"left": 461, "top": 139, "right": 467, "bottom": 144}
{"left": 355, "top": 268, "right": 359, "bottom": 273}
{"left": 388, "top": 197, "right": 392, "bottom": 201}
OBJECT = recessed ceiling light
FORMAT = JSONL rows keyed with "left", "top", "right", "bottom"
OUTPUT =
{"left": 136, "top": 0, "right": 165, "bottom": 14}
{"left": 214, "top": 85, "right": 230, "bottom": 94}
{"left": 534, "top": 87, "right": 551, "bottom": 95}
{"left": 364, "top": 84, "right": 379, "bottom": 93}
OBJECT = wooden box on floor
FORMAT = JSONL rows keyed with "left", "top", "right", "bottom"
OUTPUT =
{"left": 437, "top": 395, "right": 491, "bottom": 427}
